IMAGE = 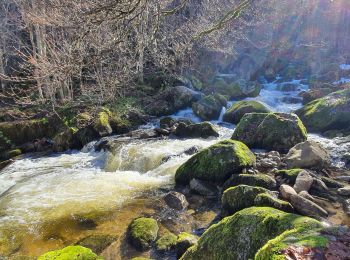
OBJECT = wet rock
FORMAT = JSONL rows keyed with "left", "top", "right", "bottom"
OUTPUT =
{"left": 299, "top": 191, "right": 316, "bottom": 202}
{"left": 93, "top": 109, "right": 113, "bottom": 137}
{"left": 293, "top": 170, "right": 313, "bottom": 193}
{"left": 275, "top": 169, "right": 303, "bottom": 185}
{"left": 321, "top": 177, "right": 346, "bottom": 189}
{"left": 223, "top": 101, "right": 270, "bottom": 124}
{"left": 183, "top": 146, "right": 199, "bottom": 155}
{"left": 76, "top": 234, "right": 118, "bottom": 254}
{"left": 335, "top": 176, "right": 350, "bottom": 183}
{"left": 281, "top": 96, "right": 303, "bottom": 104}
{"left": 174, "top": 122, "right": 219, "bottom": 139}
{"left": 277, "top": 83, "right": 299, "bottom": 92}
{"left": 222, "top": 185, "right": 269, "bottom": 215}
{"left": 37, "top": 246, "right": 99, "bottom": 260}
{"left": 289, "top": 194, "right": 328, "bottom": 219}
{"left": 176, "top": 232, "right": 199, "bottom": 258}
{"left": 337, "top": 187, "right": 350, "bottom": 196}
{"left": 128, "top": 217, "right": 159, "bottom": 250}
{"left": 280, "top": 184, "right": 297, "bottom": 201}
{"left": 301, "top": 87, "right": 333, "bottom": 104}
{"left": 175, "top": 140, "right": 256, "bottom": 185}
{"left": 254, "top": 193, "right": 293, "bottom": 213}
{"left": 232, "top": 113, "right": 307, "bottom": 152}
{"left": 160, "top": 117, "right": 193, "bottom": 129}
{"left": 189, "top": 179, "right": 219, "bottom": 197}
{"left": 156, "top": 232, "right": 177, "bottom": 252}
{"left": 223, "top": 174, "right": 276, "bottom": 190}
{"left": 53, "top": 128, "right": 76, "bottom": 152}
{"left": 125, "top": 129, "right": 161, "bottom": 139}
{"left": 192, "top": 94, "right": 227, "bottom": 121}
{"left": 163, "top": 192, "right": 189, "bottom": 211}
{"left": 285, "top": 140, "right": 331, "bottom": 169}
{"left": 311, "top": 178, "right": 329, "bottom": 193}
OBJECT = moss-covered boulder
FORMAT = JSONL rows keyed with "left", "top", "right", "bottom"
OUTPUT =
{"left": 176, "top": 232, "right": 199, "bottom": 258}
{"left": 221, "top": 185, "right": 270, "bottom": 215}
{"left": 254, "top": 193, "right": 293, "bottom": 213}
{"left": 156, "top": 232, "right": 177, "bottom": 252}
{"left": 232, "top": 113, "right": 307, "bottom": 152}
{"left": 128, "top": 218, "right": 159, "bottom": 251}
{"left": 174, "top": 122, "right": 219, "bottom": 139}
{"left": 181, "top": 207, "right": 325, "bottom": 260}
{"left": 38, "top": 246, "right": 101, "bottom": 260}
{"left": 274, "top": 169, "right": 303, "bottom": 185}
{"left": 192, "top": 94, "right": 227, "bottom": 121}
{"left": 223, "top": 174, "right": 276, "bottom": 190}
{"left": 296, "top": 89, "right": 350, "bottom": 132}
{"left": 76, "top": 234, "right": 118, "bottom": 254}
{"left": 223, "top": 101, "right": 270, "bottom": 124}
{"left": 175, "top": 140, "right": 256, "bottom": 185}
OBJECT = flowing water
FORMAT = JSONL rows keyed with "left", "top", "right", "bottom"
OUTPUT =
{"left": 0, "top": 77, "right": 348, "bottom": 259}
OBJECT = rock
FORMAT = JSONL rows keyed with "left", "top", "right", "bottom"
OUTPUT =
{"left": 344, "top": 199, "right": 350, "bottom": 216}
{"left": 189, "top": 179, "right": 219, "bottom": 197}
{"left": 175, "top": 140, "right": 256, "bottom": 185}
{"left": 192, "top": 94, "right": 227, "bottom": 121}
{"left": 296, "top": 88, "right": 350, "bottom": 133}
{"left": 232, "top": 113, "right": 307, "bottom": 152}
{"left": 53, "top": 128, "right": 76, "bottom": 152}
{"left": 160, "top": 117, "right": 193, "bottom": 129}
{"left": 37, "top": 246, "right": 99, "bottom": 260}
{"left": 223, "top": 174, "right": 276, "bottom": 190}
{"left": 163, "top": 191, "right": 189, "bottom": 211}
{"left": 128, "top": 218, "right": 159, "bottom": 250}
{"left": 125, "top": 129, "right": 161, "bottom": 139}
{"left": 280, "top": 184, "right": 297, "bottom": 201}
{"left": 254, "top": 193, "right": 294, "bottom": 213}
{"left": 321, "top": 177, "right": 346, "bottom": 188}
{"left": 156, "top": 232, "right": 177, "bottom": 252}
{"left": 221, "top": 185, "right": 269, "bottom": 215}
{"left": 285, "top": 140, "right": 331, "bottom": 169}
{"left": 311, "top": 178, "right": 329, "bottom": 192}
{"left": 174, "top": 122, "right": 219, "bottom": 138}
{"left": 176, "top": 232, "right": 199, "bottom": 258}
{"left": 76, "top": 234, "right": 118, "bottom": 254}
{"left": 301, "top": 87, "right": 334, "bottom": 104}
{"left": 131, "top": 258, "right": 153, "bottom": 260}
{"left": 335, "top": 176, "right": 350, "bottom": 182}
{"left": 281, "top": 96, "right": 303, "bottom": 104}
{"left": 223, "top": 101, "right": 270, "bottom": 124}
{"left": 181, "top": 207, "right": 325, "bottom": 260}
{"left": 289, "top": 194, "right": 328, "bottom": 219}
{"left": 274, "top": 169, "right": 303, "bottom": 185}
{"left": 293, "top": 170, "right": 314, "bottom": 193}
{"left": 337, "top": 187, "right": 350, "bottom": 196}
{"left": 93, "top": 109, "right": 113, "bottom": 137}
{"left": 1, "top": 149, "right": 22, "bottom": 161}
{"left": 277, "top": 83, "right": 299, "bottom": 92}
{"left": 299, "top": 191, "right": 316, "bottom": 202}
{"left": 259, "top": 158, "right": 278, "bottom": 168}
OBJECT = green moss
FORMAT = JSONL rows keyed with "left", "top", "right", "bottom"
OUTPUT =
{"left": 176, "top": 232, "right": 199, "bottom": 258}
{"left": 221, "top": 185, "right": 269, "bottom": 215}
{"left": 156, "top": 232, "right": 177, "bottom": 251}
{"left": 181, "top": 207, "right": 324, "bottom": 260}
{"left": 254, "top": 193, "right": 293, "bottom": 213}
{"left": 223, "top": 101, "right": 270, "bottom": 124}
{"left": 274, "top": 169, "right": 303, "bottom": 185}
{"left": 192, "top": 94, "right": 227, "bottom": 121}
{"left": 223, "top": 174, "right": 276, "bottom": 190}
{"left": 131, "top": 257, "right": 154, "bottom": 260}
{"left": 37, "top": 246, "right": 101, "bottom": 260}
{"left": 129, "top": 218, "right": 159, "bottom": 250}
{"left": 175, "top": 140, "right": 256, "bottom": 185}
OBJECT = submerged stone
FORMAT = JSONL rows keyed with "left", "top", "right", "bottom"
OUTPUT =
{"left": 128, "top": 217, "right": 159, "bottom": 251}
{"left": 76, "top": 234, "right": 118, "bottom": 254}
{"left": 156, "top": 232, "right": 177, "bottom": 251}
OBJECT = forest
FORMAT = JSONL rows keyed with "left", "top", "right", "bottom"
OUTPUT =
{"left": 0, "top": 0, "right": 350, "bottom": 259}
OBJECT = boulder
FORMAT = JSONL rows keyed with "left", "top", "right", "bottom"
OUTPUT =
{"left": 176, "top": 232, "right": 199, "bottom": 258}
{"left": 275, "top": 169, "right": 303, "bottom": 185}
{"left": 289, "top": 194, "right": 328, "bottom": 219}
{"left": 223, "top": 101, "right": 270, "bottom": 124}
{"left": 128, "top": 218, "right": 159, "bottom": 250}
{"left": 232, "top": 113, "right": 307, "bottom": 152}
{"left": 221, "top": 185, "right": 269, "bottom": 215}
{"left": 301, "top": 87, "right": 333, "bottom": 104}
{"left": 76, "top": 234, "right": 118, "bottom": 254}
{"left": 156, "top": 232, "right": 177, "bottom": 252}
{"left": 160, "top": 117, "right": 193, "bottom": 129}
{"left": 163, "top": 191, "right": 189, "bottom": 211}
{"left": 37, "top": 246, "right": 99, "bottom": 260}
{"left": 254, "top": 193, "right": 294, "bottom": 213}
{"left": 192, "top": 94, "right": 227, "bottom": 121}
{"left": 296, "top": 89, "right": 350, "bottom": 132}
{"left": 321, "top": 177, "right": 346, "bottom": 189}
{"left": 93, "top": 110, "right": 113, "bottom": 137}
{"left": 223, "top": 174, "right": 276, "bottom": 190}
{"left": 181, "top": 207, "right": 325, "bottom": 260}
{"left": 189, "top": 179, "right": 219, "bottom": 197}
{"left": 53, "top": 128, "right": 76, "bottom": 152}
{"left": 337, "top": 187, "right": 350, "bottom": 196}
{"left": 279, "top": 184, "right": 297, "bottom": 201}
{"left": 174, "top": 122, "right": 219, "bottom": 139}
{"left": 293, "top": 170, "right": 314, "bottom": 193}
{"left": 285, "top": 140, "right": 331, "bottom": 169}
{"left": 175, "top": 140, "right": 256, "bottom": 185}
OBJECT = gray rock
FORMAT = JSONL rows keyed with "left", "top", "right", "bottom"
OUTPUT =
{"left": 299, "top": 191, "right": 316, "bottom": 202}
{"left": 290, "top": 194, "right": 328, "bottom": 219}
{"left": 280, "top": 184, "right": 297, "bottom": 201}
{"left": 174, "top": 122, "right": 219, "bottom": 139}
{"left": 344, "top": 199, "right": 350, "bottom": 216}
{"left": 285, "top": 140, "right": 331, "bottom": 169}
{"left": 293, "top": 170, "right": 313, "bottom": 193}
{"left": 163, "top": 191, "right": 189, "bottom": 211}
{"left": 311, "top": 178, "right": 329, "bottom": 192}
{"left": 337, "top": 187, "right": 350, "bottom": 196}
{"left": 336, "top": 176, "right": 350, "bottom": 182}
{"left": 189, "top": 179, "right": 219, "bottom": 197}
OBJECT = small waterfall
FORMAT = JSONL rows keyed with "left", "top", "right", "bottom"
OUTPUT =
{"left": 218, "top": 106, "right": 227, "bottom": 122}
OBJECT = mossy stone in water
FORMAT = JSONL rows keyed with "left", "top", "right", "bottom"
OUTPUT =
{"left": 176, "top": 232, "right": 199, "bottom": 258}
{"left": 221, "top": 185, "right": 269, "bottom": 215}
{"left": 77, "top": 234, "right": 118, "bottom": 254}
{"left": 192, "top": 94, "right": 227, "bottom": 121}
{"left": 37, "top": 246, "right": 101, "bottom": 260}
{"left": 156, "top": 232, "right": 177, "bottom": 251}
{"left": 223, "top": 174, "right": 276, "bottom": 190}
{"left": 254, "top": 193, "right": 293, "bottom": 213}
{"left": 175, "top": 140, "right": 256, "bottom": 185}
{"left": 274, "top": 169, "right": 303, "bottom": 185}
{"left": 128, "top": 218, "right": 159, "bottom": 250}
{"left": 223, "top": 101, "right": 270, "bottom": 124}
{"left": 181, "top": 207, "right": 324, "bottom": 260}
{"left": 131, "top": 257, "right": 154, "bottom": 260}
